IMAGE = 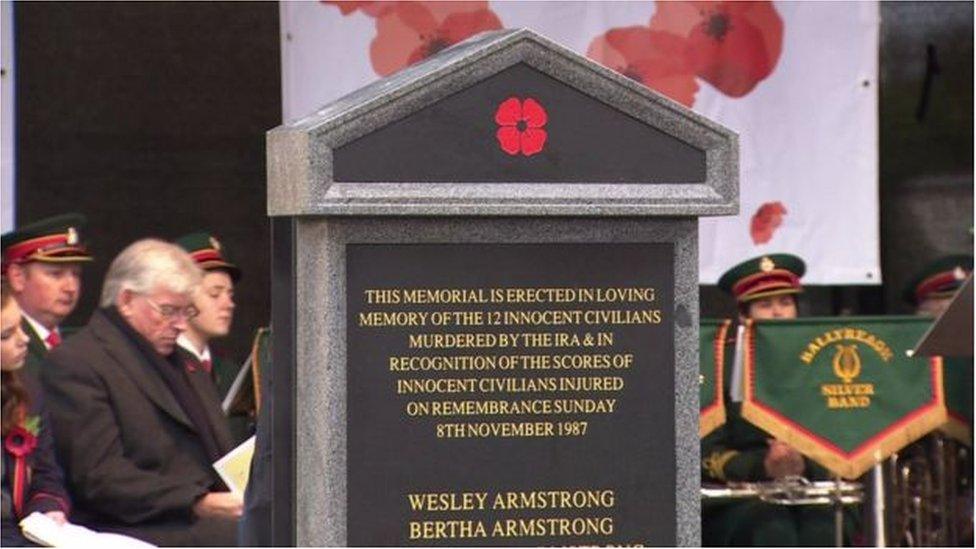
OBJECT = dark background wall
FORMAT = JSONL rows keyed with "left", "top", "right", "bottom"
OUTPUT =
{"left": 878, "top": 1, "right": 973, "bottom": 314}
{"left": 15, "top": 1, "right": 281, "bottom": 361}
{"left": 13, "top": 2, "right": 974, "bottom": 344}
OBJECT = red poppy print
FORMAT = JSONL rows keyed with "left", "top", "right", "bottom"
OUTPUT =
{"left": 587, "top": 26, "right": 699, "bottom": 107}
{"left": 369, "top": 1, "right": 502, "bottom": 77}
{"left": 650, "top": 1, "right": 783, "bottom": 97}
{"left": 750, "top": 201, "right": 787, "bottom": 244}
{"left": 321, "top": 1, "right": 396, "bottom": 17}
{"left": 495, "top": 97, "right": 547, "bottom": 157}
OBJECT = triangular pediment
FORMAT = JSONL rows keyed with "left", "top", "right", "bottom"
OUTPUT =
{"left": 269, "top": 29, "right": 738, "bottom": 216}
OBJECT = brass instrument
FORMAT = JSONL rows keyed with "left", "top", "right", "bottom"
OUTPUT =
{"left": 702, "top": 476, "right": 864, "bottom": 506}
{"left": 884, "top": 434, "right": 972, "bottom": 546}
{"left": 702, "top": 476, "right": 864, "bottom": 547}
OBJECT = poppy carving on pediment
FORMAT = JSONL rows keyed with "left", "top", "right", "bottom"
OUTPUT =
{"left": 495, "top": 97, "right": 548, "bottom": 157}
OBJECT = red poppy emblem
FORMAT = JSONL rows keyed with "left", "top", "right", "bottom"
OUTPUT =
{"left": 4, "top": 425, "right": 38, "bottom": 458}
{"left": 586, "top": 26, "right": 699, "bottom": 107}
{"left": 650, "top": 1, "right": 783, "bottom": 98}
{"left": 750, "top": 201, "right": 787, "bottom": 244}
{"left": 495, "top": 97, "right": 548, "bottom": 157}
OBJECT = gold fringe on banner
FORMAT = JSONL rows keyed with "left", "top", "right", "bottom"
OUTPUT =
{"left": 740, "top": 323, "right": 947, "bottom": 480}
{"left": 700, "top": 319, "right": 731, "bottom": 439}
{"left": 940, "top": 414, "right": 972, "bottom": 447}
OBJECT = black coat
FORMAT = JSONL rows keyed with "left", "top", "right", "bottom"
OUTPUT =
{"left": 2, "top": 372, "right": 71, "bottom": 530}
{"left": 19, "top": 319, "right": 47, "bottom": 379}
{"left": 41, "top": 309, "right": 237, "bottom": 546}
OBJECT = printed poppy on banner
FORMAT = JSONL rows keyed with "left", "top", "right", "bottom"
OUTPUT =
{"left": 650, "top": 0, "right": 783, "bottom": 97}
{"left": 495, "top": 97, "right": 548, "bottom": 157}
{"left": 750, "top": 201, "right": 787, "bottom": 244}
{"left": 367, "top": 1, "right": 502, "bottom": 77}
{"left": 586, "top": 26, "right": 699, "bottom": 107}
{"left": 320, "top": 1, "right": 396, "bottom": 18}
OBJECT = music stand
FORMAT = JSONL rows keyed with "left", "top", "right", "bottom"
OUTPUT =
{"left": 911, "top": 274, "right": 973, "bottom": 358}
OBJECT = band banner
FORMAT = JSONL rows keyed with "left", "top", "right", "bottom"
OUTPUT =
{"left": 941, "top": 357, "right": 973, "bottom": 446}
{"left": 700, "top": 319, "right": 731, "bottom": 438}
{"left": 741, "top": 316, "right": 946, "bottom": 479}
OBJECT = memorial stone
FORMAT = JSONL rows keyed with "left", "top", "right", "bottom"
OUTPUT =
{"left": 266, "top": 29, "right": 738, "bottom": 546}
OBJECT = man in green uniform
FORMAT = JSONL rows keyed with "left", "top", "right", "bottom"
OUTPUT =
{"left": 702, "top": 253, "right": 844, "bottom": 546}
{"left": 174, "top": 231, "right": 250, "bottom": 443}
{"left": 1, "top": 214, "right": 93, "bottom": 376}
{"left": 903, "top": 254, "right": 972, "bottom": 317}
{"left": 902, "top": 255, "right": 973, "bottom": 546}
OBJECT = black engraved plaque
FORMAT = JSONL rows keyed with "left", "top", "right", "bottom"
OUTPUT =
{"left": 347, "top": 243, "right": 676, "bottom": 546}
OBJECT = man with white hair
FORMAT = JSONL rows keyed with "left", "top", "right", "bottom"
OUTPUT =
{"left": 41, "top": 239, "right": 241, "bottom": 546}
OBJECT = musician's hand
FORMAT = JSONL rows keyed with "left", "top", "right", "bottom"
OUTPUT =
{"left": 764, "top": 439, "right": 805, "bottom": 479}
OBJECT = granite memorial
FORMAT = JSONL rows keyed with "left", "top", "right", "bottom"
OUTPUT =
{"left": 266, "top": 29, "right": 738, "bottom": 546}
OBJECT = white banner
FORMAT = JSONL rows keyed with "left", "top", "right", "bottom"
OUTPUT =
{"left": 2, "top": 0, "right": 15, "bottom": 232}
{"left": 281, "top": 0, "right": 879, "bottom": 284}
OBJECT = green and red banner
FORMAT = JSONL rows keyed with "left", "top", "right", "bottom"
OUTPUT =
{"left": 741, "top": 316, "right": 946, "bottom": 479}
{"left": 941, "top": 357, "right": 973, "bottom": 446}
{"left": 700, "top": 319, "right": 731, "bottom": 438}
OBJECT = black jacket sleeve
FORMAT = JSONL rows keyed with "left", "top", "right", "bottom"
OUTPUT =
{"left": 21, "top": 373, "right": 71, "bottom": 516}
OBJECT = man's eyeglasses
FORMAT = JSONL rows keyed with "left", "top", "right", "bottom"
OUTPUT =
{"left": 144, "top": 297, "right": 199, "bottom": 320}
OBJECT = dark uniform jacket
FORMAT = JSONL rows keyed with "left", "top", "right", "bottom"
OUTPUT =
{"left": 1, "top": 373, "right": 71, "bottom": 545}
{"left": 175, "top": 348, "right": 253, "bottom": 445}
{"left": 702, "top": 334, "right": 831, "bottom": 483}
{"left": 700, "top": 330, "right": 854, "bottom": 547}
{"left": 41, "top": 308, "right": 237, "bottom": 547}
{"left": 20, "top": 320, "right": 48, "bottom": 379}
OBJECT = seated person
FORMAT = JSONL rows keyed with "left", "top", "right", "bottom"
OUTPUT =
{"left": 702, "top": 254, "right": 849, "bottom": 546}
{"left": 173, "top": 232, "right": 251, "bottom": 443}
{"left": 2, "top": 279, "right": 71, "bottom": 546}
{"left": 903, "top": 254, "right": 972, "bottom": 317}
{"left": 1, "top": 213, "right": 93, "bottom": 376}
{"left": 41, "top": 239, "right": 241, "bottom": 546}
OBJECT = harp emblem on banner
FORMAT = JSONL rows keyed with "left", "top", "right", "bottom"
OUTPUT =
{"left": 832, "top": 344, "right": 862, "bottom": 384}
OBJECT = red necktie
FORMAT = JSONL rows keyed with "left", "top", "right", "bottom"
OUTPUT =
{"left": 186, "top": 358, "right": 212, "bottom": 374}
{"left": 45, "top": 331, "right": 61, "bottom": 349}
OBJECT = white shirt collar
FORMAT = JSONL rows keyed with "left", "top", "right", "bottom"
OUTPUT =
{"left": 176, "top": 334, "right": 211, "bottom": 362}
{"left": 21, "top": 311, "right": 56, "bottom": 349}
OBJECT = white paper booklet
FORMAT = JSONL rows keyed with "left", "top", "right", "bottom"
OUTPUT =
{"left": 19, "top": 512, "right": 156, "bottom": 548}
{"left": 213, "top": 434, "right": 256, "bottom": 494}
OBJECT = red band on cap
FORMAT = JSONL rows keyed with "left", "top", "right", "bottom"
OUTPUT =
{"left": 3, "top": 235, "right": 70, "bottom": 266}
{"left": 731, "top": 269, "right": 800, "bottom": 301}
{"left": 190, "top": 249, "right": 222, "bottom": 264}
{"left": 915, "top": 271, "right": 965, "bottom": 302}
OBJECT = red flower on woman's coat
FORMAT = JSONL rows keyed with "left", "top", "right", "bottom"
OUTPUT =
{"left": 4, "top": 424, "right": 38, "bottom": 458}
{"left": 650, "top": 1, "right": 783, "bottom": 97}
{"left": 750, "top": 201, "right": 787, "bottom": 244}
{"left": 495, "top": 97, "right": 548, "bottom": 157}
{"left": 369, "top": 1, "right": 502, "bottom": 76}
{"left": 586, "top": 26, "right": 699, "bottom": 107}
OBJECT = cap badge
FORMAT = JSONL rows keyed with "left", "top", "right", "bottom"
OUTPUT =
{"left": 953, "top": 266, "right": 967, "bottom": 281}
{"left": 66, "top": 227, "right": 78, "bottom": 245}
{"left": 760, "top": 256, "right": 775, "bottom": 273}
{"left": 209, "top": 236, "right": 221, "bottom": 252}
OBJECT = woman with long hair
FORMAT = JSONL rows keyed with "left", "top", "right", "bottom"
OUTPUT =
{"left": 2, "top": 278, "right": 71, "bottom": 545}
